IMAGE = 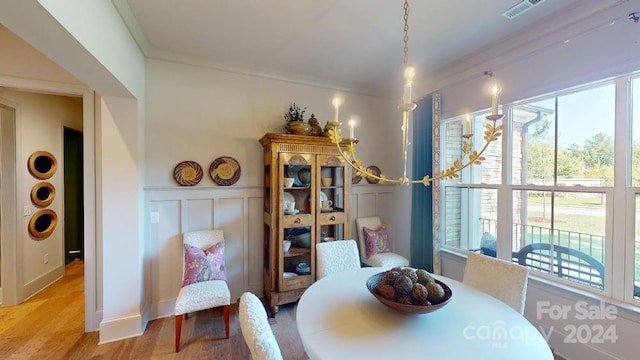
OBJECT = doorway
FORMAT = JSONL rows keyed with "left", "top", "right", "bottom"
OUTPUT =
{"left": 64, "top": 127, "right": 84, "bottom": 264}
{"left": 0, "top": 103, "right": 18, "bottom": 306}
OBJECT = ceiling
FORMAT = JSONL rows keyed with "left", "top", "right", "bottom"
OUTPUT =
{"left": 115, "top": 0, "right": 610, "bottom": 97}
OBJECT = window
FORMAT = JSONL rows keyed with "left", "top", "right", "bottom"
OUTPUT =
{"left": 441, "top": 111, "right": 501, "bottom": 254}
{"left": 442, "top": 112, "right": 502, "bottom": 185}
{"left": 440, "top": 78, "right": 634, "bottom": 298}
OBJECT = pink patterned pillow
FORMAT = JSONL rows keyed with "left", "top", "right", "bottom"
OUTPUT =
{"left": 182, "top": 242, "right": 227, "bottom": 287}
{"left": 363, "top": 225, "right": 391, "bottom": 259}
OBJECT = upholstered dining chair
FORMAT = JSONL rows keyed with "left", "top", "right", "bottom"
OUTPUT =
{"left": 316, "top": 239, "right": 360, "bottom": 279}
{"left": 239, "top": 292, "right": 283, "bottom": 360}
{"left": 355, "top": 216, "right": 409, "bottom": 268}
{"left": 463, "top": 251, "right": 530, "bottom": 314}
{"left": 174, "top": 229, "right": 230, "bottom": 352}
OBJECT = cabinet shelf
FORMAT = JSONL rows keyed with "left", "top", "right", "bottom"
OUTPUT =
{"left": 284, "top": 247, "right": 310, "bottom": 258}
{"left": 284, "top": 186, "right": 310, "bottom": 190}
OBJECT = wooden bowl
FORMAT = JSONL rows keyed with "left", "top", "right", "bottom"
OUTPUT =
{"left": 366, "top": 272, "right": 453, "bottom": 315}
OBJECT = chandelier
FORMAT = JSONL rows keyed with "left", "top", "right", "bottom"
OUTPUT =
{"left": 329, "top": 0, "right": 503, "bottom": 186}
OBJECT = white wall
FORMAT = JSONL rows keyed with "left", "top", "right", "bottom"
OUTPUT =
{"left": 0, "top": 1, "right": 146, "bottom": 342}
{"left": 144, "top": 59, "right": 400, "bottom": 188}
{"left": 0, "top": 89, "right": 82, "bottom": 301}
{"left": 142, "top": 58, "right": 410, "bottom": 318}
{"left": 435, "top": 1, "right": 640, "bottom": 359}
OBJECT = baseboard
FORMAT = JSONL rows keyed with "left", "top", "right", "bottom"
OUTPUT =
{"left": 151, "top": 298, "right": 176, "bottom": 320}
{"left": 22, "top": 265, "right": 64, "bottom": 300}
{"left": 88, "top": 309, "right": 103, "bottom": 332}
{"left": 98, "top": 313, "right": 144, "bottom": 344}
{"left": 140, "top": 301, "right": 151, "bottom": 333}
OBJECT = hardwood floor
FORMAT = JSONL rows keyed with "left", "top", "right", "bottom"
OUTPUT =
{"left": 1, "top": 261, "right": 567, "bottom": 359}
{"left": 0, "top": 260, "right": 307, "bottom": 359}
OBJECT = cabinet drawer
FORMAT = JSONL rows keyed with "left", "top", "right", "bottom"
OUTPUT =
{"left": 317, "top": 212, "right": 345, "bottom": 225}
{"left": 281, "top": 274, "right": 313, "bottom": 292}
{"left": 283, "top": 213, "right": 313, "bottom": 227}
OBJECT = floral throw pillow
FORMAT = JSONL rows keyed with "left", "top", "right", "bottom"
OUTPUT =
{"left": 182, "top": 242, "right": 227, "bottom": 287}
{"left": 363, "top": 225, "right": 391, "bottom": 259}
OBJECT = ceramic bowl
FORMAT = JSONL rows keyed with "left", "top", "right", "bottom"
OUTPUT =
{"left": 296, "top": 262, "right": 311, "bottom": 275}
{"left": 284, "top": 177, "right": 295, "bottom": 187}
{"left": 290, "top": 232, "right": 311, "bottom": 248}
{"left": 366, "top": 272, "right": 453, "bottom": 315}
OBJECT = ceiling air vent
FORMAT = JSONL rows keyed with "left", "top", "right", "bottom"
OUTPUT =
{"left": 502, "top": 0, "right": 546, "bottom": 20}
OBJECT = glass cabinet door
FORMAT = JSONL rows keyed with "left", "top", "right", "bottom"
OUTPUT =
{"left": 279, "top": 153, "right": 315, "bottom": 290}
{"left": 316, "top": 155, "right": 348, "bottom": 243}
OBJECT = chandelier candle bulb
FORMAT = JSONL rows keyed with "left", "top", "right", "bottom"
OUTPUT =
{"left": 403, "top": 66, "right": 415, "bottom": 104}
{"left": 348, "top": 118, "right": 356, "bottom": 139}
{"left": 465, "top": 114, "right": 471, "bottom": 135}
{"left": 490, "top": 84, "right": 501, "bottom": 115}
{"left": 332, "top": 97, "right": 341, "bottom": 123}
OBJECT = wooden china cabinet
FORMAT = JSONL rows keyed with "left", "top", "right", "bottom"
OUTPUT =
{"left": 259, "top": 133, "right": 352, "bottom": 316}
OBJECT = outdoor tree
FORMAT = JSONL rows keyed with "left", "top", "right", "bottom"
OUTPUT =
{"left": 527, "top": 141, "right": 554, "bottom": 180}
{"left": 583, "top": 132, "right": 614, "bottom": 168}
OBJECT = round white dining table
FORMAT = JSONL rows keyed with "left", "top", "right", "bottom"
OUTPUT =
{"left": 296, "top": 267, "right": 553, "bottom": 360}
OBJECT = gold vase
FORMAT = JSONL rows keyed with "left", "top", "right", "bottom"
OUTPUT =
{"left": 285, "top": 121, "right": 312, "bottom": 136}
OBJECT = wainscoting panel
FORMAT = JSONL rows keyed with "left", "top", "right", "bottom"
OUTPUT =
{"left": 148, "top": 199, "right": 182, "bottom": 319}
{"left": 185, "top": 199, "right": 214, "bottom": 231}
{"left": 247, "top": 197, "right": 265, "bottom": 295}
{"left": 145, "top": 185, "right": 394, "bottom": 319}
{"left": 215, "top": 197, "right": 244, "bottom": 299}
{"left": 350, "top": 185, "right": 395, "bottom": 240}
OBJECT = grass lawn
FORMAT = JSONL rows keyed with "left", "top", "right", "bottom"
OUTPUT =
{"left": 520, "top": 194, "right": 640, "bottom": 280}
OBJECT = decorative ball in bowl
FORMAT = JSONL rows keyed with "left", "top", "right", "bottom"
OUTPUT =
{"left": 366, "top": 267, "right": 452, "bottom": 315}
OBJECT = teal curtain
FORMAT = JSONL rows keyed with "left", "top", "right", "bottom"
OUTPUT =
{"left": 410, "top": 95, "right": 433, "bottom": 271}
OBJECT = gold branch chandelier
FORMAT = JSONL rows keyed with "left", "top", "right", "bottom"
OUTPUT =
{"left": 329, "top": 0, "right": 503, "bottom": 186}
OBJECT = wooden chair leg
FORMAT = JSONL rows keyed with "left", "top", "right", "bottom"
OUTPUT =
{"left": 175, "top": 315, "right": 183, "bottom": 352}
{"left": 223, "top": 305, "right": 230, "bottom": 339}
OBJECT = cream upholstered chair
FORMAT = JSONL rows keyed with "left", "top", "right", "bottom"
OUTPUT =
{"left": 239, "top": 292, "right": 283, "bottom": 360}
{"left": 316, "top": 239, "right": 360, "bottom": 279}
{"left": 174, "top": 229, "right": 230, "bottom": 352}
{"left": 355, "top": 216, "right": 409, "bottom": 268}
{"left": 463, "top": 251, "right": 530, "bottom": 314}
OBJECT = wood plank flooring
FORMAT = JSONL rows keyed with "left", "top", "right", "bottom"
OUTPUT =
{"left": 1, "top": 261, "right": 566, "bottom": 359}
{"left": 0, "top": 260, "right": 307, "bottom": 359}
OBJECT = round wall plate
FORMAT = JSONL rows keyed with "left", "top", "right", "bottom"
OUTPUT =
{"left": 28, "top": 151, "right": 57, "bottom": 180}
{"left": 28, "top": 209, "right": 57, "bottom": 240}
{"left": 366, "top": 165, "right": 381, "bottom": 184}
{"left": 173, "top": 161, "right": 203, "bottom": 186}
{"left": 31, "top": 181, "right": 55, "bottom": 207}
{"left": 210, "top": 156, "right": 241, "bottom": 186}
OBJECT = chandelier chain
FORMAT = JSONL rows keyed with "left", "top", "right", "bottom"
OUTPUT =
{"left": 328, "top": 0, "right": 504, "bottom": 186}
{"left": 403, "top": 0, "right": 409, "bottom": 66}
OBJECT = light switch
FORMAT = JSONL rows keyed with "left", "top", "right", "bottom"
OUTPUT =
{"left": 23, "top": 206, "right": 31, "bottom": 216}
{"left": 150, "top": 212, "right": 160, "bottom": 224}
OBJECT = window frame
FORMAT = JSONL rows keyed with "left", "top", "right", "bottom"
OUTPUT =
{"left": 437, "top": 74, "right": 639, "bottom": 304}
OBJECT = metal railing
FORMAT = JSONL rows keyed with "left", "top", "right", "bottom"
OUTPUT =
{"left": 478, "top": 217, "right": 605, "bottom": 264}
